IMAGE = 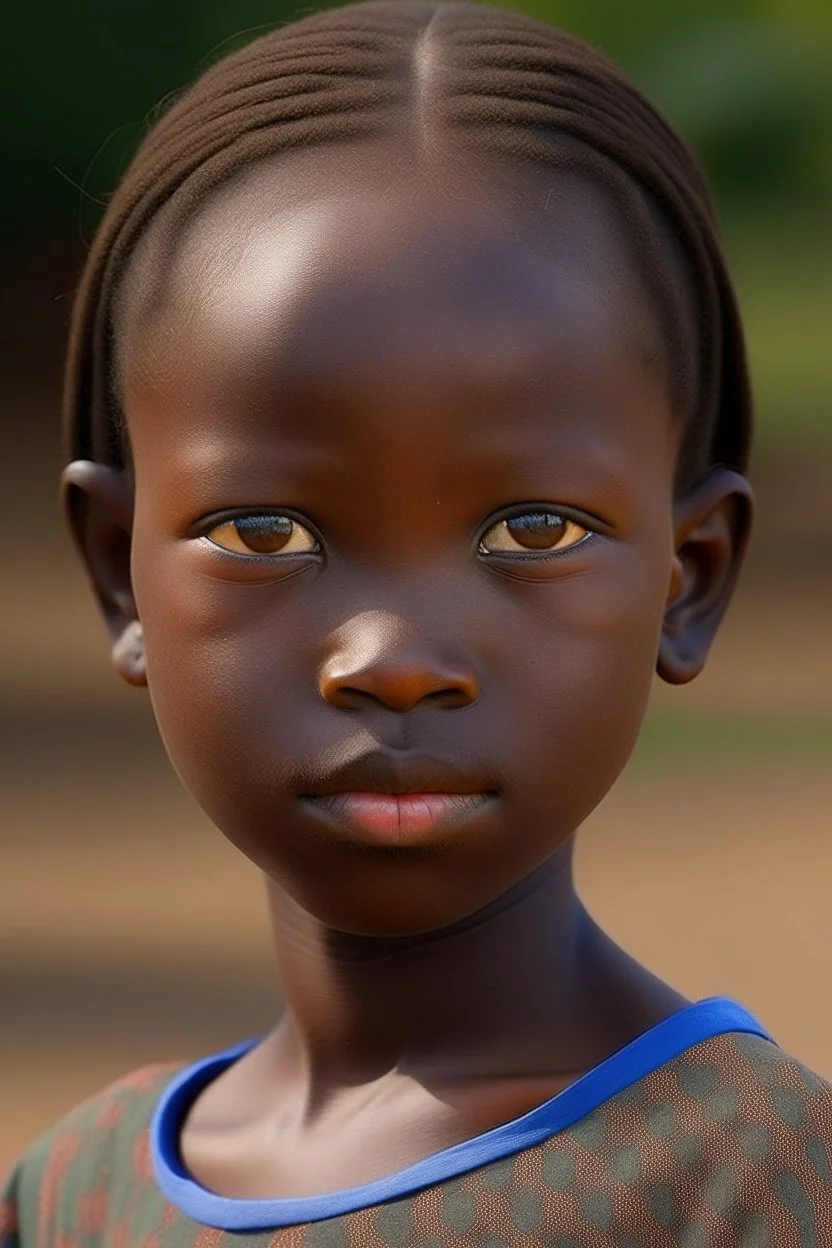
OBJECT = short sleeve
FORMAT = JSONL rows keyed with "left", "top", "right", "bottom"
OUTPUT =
{"left": 0, "top": 1123, "right": 64, "bottom": 1248}
{"left": 0, "top": 1061, "right": 183, "bottom": 1247}
{"left": 0, "top": 1159, "right": 22, "bottom": 1246}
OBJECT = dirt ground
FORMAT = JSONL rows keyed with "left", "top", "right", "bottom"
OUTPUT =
{"left": 2, "top": 412, "right": 830, "bottom": 1176}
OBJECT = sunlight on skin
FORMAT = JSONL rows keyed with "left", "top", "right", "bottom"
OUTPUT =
{"left": 320, "top": 610, "right": 412, "bottom": 689}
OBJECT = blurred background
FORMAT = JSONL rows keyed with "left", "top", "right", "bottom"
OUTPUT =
{"left": 2, "top": 0, "right": 830, "bottom": 1174}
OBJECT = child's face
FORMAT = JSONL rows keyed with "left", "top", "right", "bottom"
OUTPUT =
{"left": 74, "top": 148, "right": 749, "bottom": 936}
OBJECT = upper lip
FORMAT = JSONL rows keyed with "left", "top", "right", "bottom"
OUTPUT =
{"left": 300, "top": 751, "right": 497, "bottom": 797}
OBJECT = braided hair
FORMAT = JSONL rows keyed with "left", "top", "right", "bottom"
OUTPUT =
{"left": 62, "top": 0, "right": 752, "bottom": 498}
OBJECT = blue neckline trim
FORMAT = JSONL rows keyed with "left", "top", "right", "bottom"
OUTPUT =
{"left": 151, "top": 995, "right": 773, "bottom": 1231}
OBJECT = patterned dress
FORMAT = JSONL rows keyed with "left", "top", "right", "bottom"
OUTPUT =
{"left": 3, "top": 997, "right": 831, "bottom": 1246}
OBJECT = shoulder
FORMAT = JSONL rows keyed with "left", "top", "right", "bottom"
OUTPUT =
{"left": 1, "top": 1059, "right": 184, "bottom": 1246}
{"left": 683, "top": 1027, "right": 832, "bottom": 1138}
{"left": 651, "top": 1029, "right": 832, "bottom": 1231}
{"left": 653, "top": 1028, "right": 832, "bottom": 1165}
{"left": 469, "top": 1029, "right": 832, "bottom": 1244}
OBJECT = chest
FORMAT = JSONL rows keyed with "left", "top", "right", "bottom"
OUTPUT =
{"left": 178, "top": 1070, "right": 579, "bottom": 1199}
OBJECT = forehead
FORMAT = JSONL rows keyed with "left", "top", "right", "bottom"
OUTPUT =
{"left": 116, "top": 145, "right": 679, "bottom": 504}
{"left": 118, "top": 145, "right": 665, "bottom": 393}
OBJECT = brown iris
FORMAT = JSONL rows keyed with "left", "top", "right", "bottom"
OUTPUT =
{"left": 480, "top": 511, "right": 589, "bottom": 554}
{"left": 506, "top": 513, "right": 567, "bottom": 549}
{"left": 205, "top": 514, "right": 319, "bottom": 556}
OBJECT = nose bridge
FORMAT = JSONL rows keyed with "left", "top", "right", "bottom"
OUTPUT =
{"left": 318, "top": 609, "right": 480, "bottom": 712}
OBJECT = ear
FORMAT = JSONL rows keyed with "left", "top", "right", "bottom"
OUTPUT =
{"left": 60, "top": 460, "right": 146, "bottom": 688}
{"left": 657, "top": 467, "right": 753, "bottom": 685}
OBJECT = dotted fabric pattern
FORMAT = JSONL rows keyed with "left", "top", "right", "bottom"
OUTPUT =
{"left": 3, "top": 1031, "right": 832, "bottom": 1246}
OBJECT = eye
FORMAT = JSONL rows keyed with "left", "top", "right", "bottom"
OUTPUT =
{"left": 479, "top": 510, "right": 591, "bottom": 555}
{"left": 204, "top": 513, "right": 319, "bottom": 557}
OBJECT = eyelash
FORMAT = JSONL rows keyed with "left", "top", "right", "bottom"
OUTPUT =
{"left": 488, "top": 534, "right": 600, "bottom": 563}
{"left": 194, "top": 509, "right": 323, "bottom": 562}
{"left": 193, "top": 507, "right": 603, "bottom": 561}
{"left": 477, "top": 508, "right": 599, "bottom": 559}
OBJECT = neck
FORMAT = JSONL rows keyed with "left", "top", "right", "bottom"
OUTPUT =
{"left": 262, "top": 845, "right": 661, "bottom": 1091}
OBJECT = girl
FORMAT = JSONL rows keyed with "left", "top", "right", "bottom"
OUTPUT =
{"left": 4, "top": 2, "right": 831, "bottom": 1243}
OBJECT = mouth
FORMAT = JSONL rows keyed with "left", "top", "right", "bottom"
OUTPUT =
{"left": 299, "top": 752, "right": 498, "bottom": 847}
{"left": 302, "top": 791, "right": 496, "bottom": 845}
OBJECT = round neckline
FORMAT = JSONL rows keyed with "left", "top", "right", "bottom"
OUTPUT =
{"left": 151, "top": 995, "right": 773, "bottom": 1231}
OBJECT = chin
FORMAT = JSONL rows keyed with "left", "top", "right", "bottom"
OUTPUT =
{"left": 271, "top": 840, "right": 563, "bottom": 941}
{"left": 291, "top": 858, "right": 492, "bottom": 939}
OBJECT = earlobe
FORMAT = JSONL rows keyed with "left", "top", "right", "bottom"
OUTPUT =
{"left": 112, "top": 619, "right": 147, "bottom": 687}
{"left": 60, "top": 459, "right": 147, "bottom": 688}
{"left": 657, "top": 468, "right": 753, "bottom": 686}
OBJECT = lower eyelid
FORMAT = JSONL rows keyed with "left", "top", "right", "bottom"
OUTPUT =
{"left": 479, "top": 531, "right": 599, "bottom": 558}
{"left": 198, "top": 535, "right": 321, "bottom": 560}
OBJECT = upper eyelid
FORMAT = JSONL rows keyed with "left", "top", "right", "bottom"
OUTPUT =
{"left": 191, "top": 507, "right": 321, "bottom": 539}
{"left": 190, "top": 503, "right": 607, "bottom": 545}
{"left": 476, "top": 509, "right": 601, "bottom": 563}
{"left": 478, "top": 530, "right": 598, "bottom": 559}
{"left": 194, "top": 511, "right": 322, "bottom": 563}
{"left": 477, "top": 504, "right": 605, "bottom": 539}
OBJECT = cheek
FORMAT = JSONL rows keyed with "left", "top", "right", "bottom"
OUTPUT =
{"left": 130, "top": 528, "right": 316, "bottom": 799}
{"left": 130, "top": 508, "right": 673, "bottom": 855}
{"left": 497, "top": 537, "right": 673, "bottom": 813}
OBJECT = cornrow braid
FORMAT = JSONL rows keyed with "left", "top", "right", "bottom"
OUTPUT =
{"left": 61, "top": 0, "right": 752, "bottom": 499}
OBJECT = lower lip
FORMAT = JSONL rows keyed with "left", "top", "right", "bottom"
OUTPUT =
{"left": 302, "top": 792, "right": 494, "bottom": 846}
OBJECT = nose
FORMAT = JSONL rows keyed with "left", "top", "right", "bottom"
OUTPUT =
{"left": 318, "top": 611, "right": 480, "bottom": 712}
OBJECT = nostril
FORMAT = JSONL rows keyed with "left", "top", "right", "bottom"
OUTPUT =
{"left": 318, "top": 619, "right": 481, "bottom": 712}
{"left": 320, "top": 684, "right": 380, "bottom": 712}
{"left": 425, "top": 688, "right": 475, "bottom": 710}
{"left": 319, "top": 664, "right": 479, "bottom": 713}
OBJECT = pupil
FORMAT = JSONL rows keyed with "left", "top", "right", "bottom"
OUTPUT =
{"left": 506, "top": 513, "right": 565, "bottom": 549}
{"left": 234, "top": 515, "right": 293, "bottom": 553}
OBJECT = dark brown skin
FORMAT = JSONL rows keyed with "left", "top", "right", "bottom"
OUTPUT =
{"left": 61, "top": 145, "right": 752, "bottom": 1198}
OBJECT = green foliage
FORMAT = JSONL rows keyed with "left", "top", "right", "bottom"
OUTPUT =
{"left": 3, "top": 0, "right": 829, "bottom": 238}
{"left": 1, "top": 1, "right": 196, "bottom": 242}
{"left": 641, "top": 19, "right": 832, "bottom": 209}
{"left": 725, "top": 216, "right": 832, "bottom": 446}
{"left": 2, "top": 0, "right": 828, "bottom": 446}
{"left": 632, "top": 710, "right": 832, "bottom": 769}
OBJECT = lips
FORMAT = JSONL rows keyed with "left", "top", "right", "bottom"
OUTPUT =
{"left": 305, "top": 791, "right": 493, "bottom": 844}
{"left": 299, "top": 751, "right": 498, "bottom": 846}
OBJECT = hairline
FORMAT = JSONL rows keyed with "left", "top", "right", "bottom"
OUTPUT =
{"left": 111, "top": 143, "right": 702, "bottom": 490}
